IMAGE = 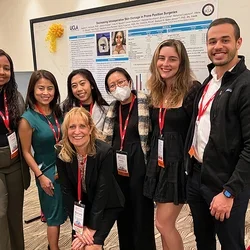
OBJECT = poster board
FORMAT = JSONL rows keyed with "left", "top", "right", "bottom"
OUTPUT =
{"left": 30, "top": 0, "right": 218, "bottom": 102}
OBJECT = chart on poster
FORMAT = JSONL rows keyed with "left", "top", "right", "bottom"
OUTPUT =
{"left": 31, "top": 0, "right": 218, "bottom": 102}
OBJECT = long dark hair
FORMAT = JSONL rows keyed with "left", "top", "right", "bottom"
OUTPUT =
{"left": 62, "top": 69, "right": 108, "bottom": 113}
{"left": 112, "top": 31, "right": 126, "bottom": 46}
{"left": 25, "top": 70, "right": 62, "bottom": 118}
{"left": 0, "top": 49, "right": 20, "bottom": 128}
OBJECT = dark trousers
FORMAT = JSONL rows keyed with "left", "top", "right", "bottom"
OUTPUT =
{"left": 0, "top": 168, "right": 24, "bottom": 250}
{"left": 187, "top": 165, "right": 250, "bottom": 250}
{"left": 116, "top": 176, "right": 156, "bottom": 250}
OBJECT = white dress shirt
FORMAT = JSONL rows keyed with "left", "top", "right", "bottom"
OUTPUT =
{"left": 194, "top": 68, "right": 222, "bottom": 162}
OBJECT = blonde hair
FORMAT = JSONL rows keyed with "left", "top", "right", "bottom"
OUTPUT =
{"left": 58, "top": 107, "right": 102, "bottom": 162}
{"left": 147, "top": 39, "right": 195, "bottom": 107}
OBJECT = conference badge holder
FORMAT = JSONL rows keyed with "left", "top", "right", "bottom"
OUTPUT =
{"left": 116, "top": 150, "right": 129, "bottom": 177}
{"left": 73, "top": 202, "right": 85, "bottom": 234}
{"left": 158, "top": 137, "right": 165, "bottom": 168}
{"left": 188, "top": 123, "right": 198, "bottom": 159}
{"left": 7, "top": 131, "right": 18, "bottom": 159}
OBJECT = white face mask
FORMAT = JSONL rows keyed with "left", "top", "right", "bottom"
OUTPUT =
{"left": 111, "top": 86, "right": 131, "bottom": 102}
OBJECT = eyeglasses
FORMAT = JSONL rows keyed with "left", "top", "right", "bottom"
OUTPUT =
{"left": 108, "top": 79, "right": 128, "bottom": 91}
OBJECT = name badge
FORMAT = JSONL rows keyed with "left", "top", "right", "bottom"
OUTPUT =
{"left": 73, "top": 202, "right": 85, "bottom": 234}
{"left": 7, "top": 131, "right": 18, "bottom": 159}
{"left": 189, "top": 122, "right": 198, "bottom": 159}
{"left": 116, "top": 150, "right": 129, "bottom": 177}
{"left": 158, "top": 137, "right": 164, "bottom": 168}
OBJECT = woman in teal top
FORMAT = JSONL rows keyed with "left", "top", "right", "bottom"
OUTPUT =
{"left": 19, "top": 70, "right": 67, "bottom": 250}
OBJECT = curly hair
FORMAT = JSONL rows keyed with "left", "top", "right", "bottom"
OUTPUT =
{"left": 147, "top": 39, "right": 195, "bottom": 107}
{"left": 25, "top": 70, "right": 62, "bottom": 119}
{"left": 59, "top": 107, "right": 103, "bottom": 162}
{"left": 62, "top": 69, "right": 108, "bottom": 114}
{"left": 0, "top": 49, "right": 21, "bottom": 129}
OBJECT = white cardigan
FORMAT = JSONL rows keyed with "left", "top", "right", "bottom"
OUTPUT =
{"left": 92, "top": 103, "right": 109, "bottom": 131}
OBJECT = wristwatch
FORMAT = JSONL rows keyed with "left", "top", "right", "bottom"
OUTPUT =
{"left": 223, "top": 189, "right": 233, "bottom": 198}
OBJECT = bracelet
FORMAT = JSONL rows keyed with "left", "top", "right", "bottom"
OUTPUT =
{"left": 36, "top": 173, "right": 43, "bottom": 179}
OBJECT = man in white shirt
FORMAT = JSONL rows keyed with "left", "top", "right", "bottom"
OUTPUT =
{"left": 185, "top": 18, "right": 250, "bottom": 250}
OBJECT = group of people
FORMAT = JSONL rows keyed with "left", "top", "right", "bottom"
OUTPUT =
{"left": 0, "top": 17, "right": 249, "bottom": 250}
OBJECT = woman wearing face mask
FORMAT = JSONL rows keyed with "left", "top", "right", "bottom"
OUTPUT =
{"left": 103, "top": 67, "right": 156, "bottom": 250}
{"left": 144, "top": 39, "right": 200, "bottom": 250}
{"left": 62, "top": 69, "right": 109, "bottom": 131}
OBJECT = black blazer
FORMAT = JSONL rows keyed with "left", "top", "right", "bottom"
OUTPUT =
{"left": 57, "top": 139, "right": 124, "bottom": 230}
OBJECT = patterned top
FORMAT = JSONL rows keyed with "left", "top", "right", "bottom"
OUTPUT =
{"left": 103, "top": 90, "right": 150, "bottom": 164}
{"left": 77, "top": 154, "right": 87, "bottom": 193}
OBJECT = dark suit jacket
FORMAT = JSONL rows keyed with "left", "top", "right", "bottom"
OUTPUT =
{"left": 57, "top": 139, "right": 124, "bottom": 230}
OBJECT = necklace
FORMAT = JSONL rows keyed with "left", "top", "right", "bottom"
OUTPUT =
{"left": 77, "top": 153, "right": 87, "bottom": 165}
{"left": 77, "top": 153, "right": 87, "bottom": 192}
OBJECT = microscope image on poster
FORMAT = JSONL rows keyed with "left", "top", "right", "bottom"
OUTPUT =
{"left": 96, "top": 32, "right": 110, "bottom": 56}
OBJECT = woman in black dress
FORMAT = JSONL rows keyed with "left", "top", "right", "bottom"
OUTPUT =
{"left": 103, "top": 67, "right": 156, "bottom": 250}
{"left": 144, "top": 39, "right": 200, "bottom": 250}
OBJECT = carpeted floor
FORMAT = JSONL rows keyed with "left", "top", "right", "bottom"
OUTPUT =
{"left": 23, "top": 175, "right": 250, "bottom": 250}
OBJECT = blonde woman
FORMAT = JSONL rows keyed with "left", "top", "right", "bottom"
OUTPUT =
{"left": 144, "top": 39, "right": 200, "bottom": 250}
{"left": 56, "top": 107, "right": 124, "bottom": 250}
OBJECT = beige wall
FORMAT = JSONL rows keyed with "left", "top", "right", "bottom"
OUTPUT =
{"left": 0, "top": 0, "right": 249, "bottom": 71}
{"left": 0, "top": 0, "right": 130, "bottom": 71}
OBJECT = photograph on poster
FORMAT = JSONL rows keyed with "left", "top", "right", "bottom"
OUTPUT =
{"left": 96, "top": 32, "right": 110, "bottom": 56}
{"left": 112, "top": 31, "right": 126, "bottom": 55}
{"left": 31, "top": 0, "right": 219, "bottom": 103}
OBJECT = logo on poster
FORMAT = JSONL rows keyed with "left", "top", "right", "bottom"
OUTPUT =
{"left": 70, "top": 25, "right": 79, "bottom": 31}
{"left": 202, "top": 4, "right": 214, "bottom": 16}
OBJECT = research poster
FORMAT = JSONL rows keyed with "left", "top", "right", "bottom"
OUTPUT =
{"left": 67, "top": 0, "right": 218, "bottom": 103}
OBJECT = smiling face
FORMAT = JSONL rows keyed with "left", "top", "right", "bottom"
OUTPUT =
{"left": 34, "top": 78, "right": 55, "bottom": 107}
{"left": 207, "top": 23, "right": 242, "bottom": 69}
{"left": 0, "top": 55, "right": 11, "bottom": 87}
{"left": 71, "top": 73, "right": 93, "bottom": 104}
{"left": 67, "top": 115, "right": 92, "bottom": 150}
{"left": 156, "top": 46, "right": 180, "bottom": 83}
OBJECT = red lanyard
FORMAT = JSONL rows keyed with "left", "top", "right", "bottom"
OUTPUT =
{"left": 119, "top": 95, "right": 136, "bottom": 151}
{"left": 0, "top": 91, "right": 11, "bottom": 132}
{"left": 80, "top": 102, "right": 93, "bottom": 115}
{"left": 77, "top": 156, "right": 87, "bottom": 202}
{"left": 35, "top": 105, "right": 61, "bottom": 143}
{"left": 197, "top": 81, "right": 218, "bottom": 121}
{"left": 159, "top": 106, "right": 167, "bottom": 136}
